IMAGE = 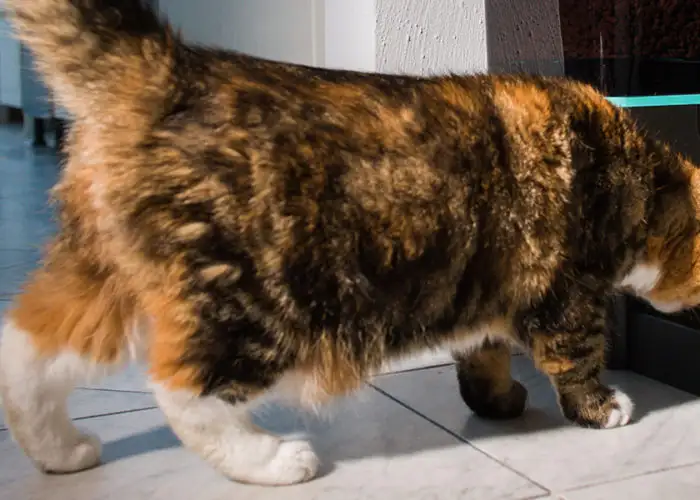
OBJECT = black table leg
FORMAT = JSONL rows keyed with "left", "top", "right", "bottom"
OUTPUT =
{"left": 23, "top": 114, "right": 47, "bottom": 147}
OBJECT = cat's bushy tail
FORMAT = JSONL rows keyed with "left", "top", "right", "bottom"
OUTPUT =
{"left": 7, "top": 0, "right": 174, "bottom": 124}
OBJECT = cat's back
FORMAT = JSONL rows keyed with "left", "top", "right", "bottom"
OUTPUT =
{"left": 101, "top": 53, "right": 623, "bottom": 319}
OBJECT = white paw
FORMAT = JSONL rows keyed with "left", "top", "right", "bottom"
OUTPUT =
{"left": 38, "top": 432, "right": 102, "bottom": 474}
{"left": 259, "top": 440, "right": 320, "bottom": 486}
{"left": 604, "top": 389, "right": 634, "bottom": 429}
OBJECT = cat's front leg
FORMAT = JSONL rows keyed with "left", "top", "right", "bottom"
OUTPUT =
{"left": 530, "top": 329, "right": 633, "bottom": 429}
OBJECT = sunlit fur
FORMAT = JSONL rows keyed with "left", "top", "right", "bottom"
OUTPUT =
{"left": 3, "top": 0, "right": 700, "bottom": 487}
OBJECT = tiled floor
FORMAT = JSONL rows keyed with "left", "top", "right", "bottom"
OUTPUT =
{"left": 1, "top": 124, "right": 700, "bottom": 499}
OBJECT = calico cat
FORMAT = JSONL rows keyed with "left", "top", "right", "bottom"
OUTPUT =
{"left": 2, "top": 0, "right": 700, "bottom": 487}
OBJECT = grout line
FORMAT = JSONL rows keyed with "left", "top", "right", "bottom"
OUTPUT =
{"left": 562, "top": 459, "right": 700, "bottom": 494}
{"left": 0, "top": 406, "right": 159, "bottom": 433}
{"left": 76, "top": 386, "right": 152, "bottom": 395}
{"left": 374, "top": 352, "right": 526, "bottom": 378}
{"left": 369, "top": 383, "right": 552, "bottom": 496}
{"left": 71, "top": 406, "right": 159, "bottom": 423}
{"left": 375, "top": 362, "right": 455, "bottom": 378}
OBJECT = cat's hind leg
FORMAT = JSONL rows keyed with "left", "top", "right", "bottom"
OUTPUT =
{"left": 147, "top": 301, "right": 320, "bottom": 486}
{"left": 0, "top": 258, "right": 137, "bottom": 473}
{"left": 151, "top": 384, "right": 319, "bottom": 486}
{"left": 454, "top": 339, "right": 528, "bottom": 420}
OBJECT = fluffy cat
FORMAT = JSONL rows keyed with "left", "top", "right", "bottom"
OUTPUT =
{"left": 3, "top": 0, "right": 700, "bottom": 487}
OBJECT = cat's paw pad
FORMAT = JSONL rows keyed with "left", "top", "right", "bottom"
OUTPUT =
{"left": 603, "top": 389, "right": 634, "bottom": 429}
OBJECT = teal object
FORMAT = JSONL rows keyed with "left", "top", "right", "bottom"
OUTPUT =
{"left": 606, "top": 95, "right": 700, "bottom": 108}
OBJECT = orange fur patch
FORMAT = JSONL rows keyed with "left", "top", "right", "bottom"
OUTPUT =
{"left": 455, "top": 342, "right": 515, "bottom": 395}
{"left": 142, "top": 275, "right": 204, "bottom": 393}
{"left": 531, "top": 334, "right": 577, "bottom": 376}
{"left": 9, "top": 257, "right": 135, "bottom": 364}
{"left": 294, "top": 333, "right": 371, "bottom": 405}
{"left": 493, "top": 80, "right": 552, "bottom": 128}
{"left": 436, "top": 79, "right": 478, "bottom": 113}
{"left": 644, "top": 167, "right": 700, "bottom": 310}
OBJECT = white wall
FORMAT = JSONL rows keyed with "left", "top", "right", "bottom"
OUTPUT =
{"left": 376, "top": 0, "right": 488, "bottom": 75}
{"left": 160, "top": 0, "right": 324, "bottom": 66}
{"left": 159, "top": 0, "right": 489, "bottom": 75}
{"left": 324, "top": 0, "right": 376, "bottom": 71}
{"left": 160, "top": 0, "right": 378, "bottom": 71}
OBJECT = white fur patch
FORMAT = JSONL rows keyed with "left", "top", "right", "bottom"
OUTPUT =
{"left": 0, "top": 320, "right": 103, "bottom": 472}
{"left": 604, "top": 389, "right": 634, "bottom": 429}
{"left": 446, "top": 320, "right": 515, "bottom": 356}
{"left": 618, "top": 263, "right": 662, "bottom": 295}
{"left": 126, "top": 314, "right": 151, "bottom": 363}
{"left": 446, "top": 332, "right": 498, "bottom": 354}
{"left": 150, "top": 383, "right": 319, "bottom": 486}
{"left": 647, "top": 300, "right": 685, "bottom": 314}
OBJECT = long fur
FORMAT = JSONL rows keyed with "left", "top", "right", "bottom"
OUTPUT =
{"left": 7, "top": 0, "right": 173, "bottom": 126}
{"left": 4, "top": 0, "right": 700, "bottom": 486}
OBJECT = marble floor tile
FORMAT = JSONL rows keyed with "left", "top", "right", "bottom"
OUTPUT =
{"left": 0, "top": 300, "right": 9, "bottom": 319}
{"left": 562, "top": 463, "right": 700, "bottom": 499}
{"left": 0, "top": 258, "right": 39, "bottom": 297}
{"left": 0, "top": 387, "right": 546, "bottom": 500}
{"left": 373, "top": 357, "right": 700, "bottom": 492}
{"left": 0, "top": 127, "right": 59, "bottom": 254}
{"left": 377, "top": 348, "right": 526, "bottom": 377}
{"left": 0, "top": 389, "right": 155, "bottom": 431}
{"left": 0, "top": 210, "right": 55, "bottom": 251}
{"left": 0, "top": 248, "right": 42, "bottom": 270}
{"left": 80, "top": 365, "right": 152, "bottom": 393}
{"left": 379, "top": 349, "right": 455, "bottom": 374}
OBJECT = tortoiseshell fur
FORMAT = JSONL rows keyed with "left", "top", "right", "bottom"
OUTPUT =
{"left": 3, "top": 0, "right": 700, "bottom": 486}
